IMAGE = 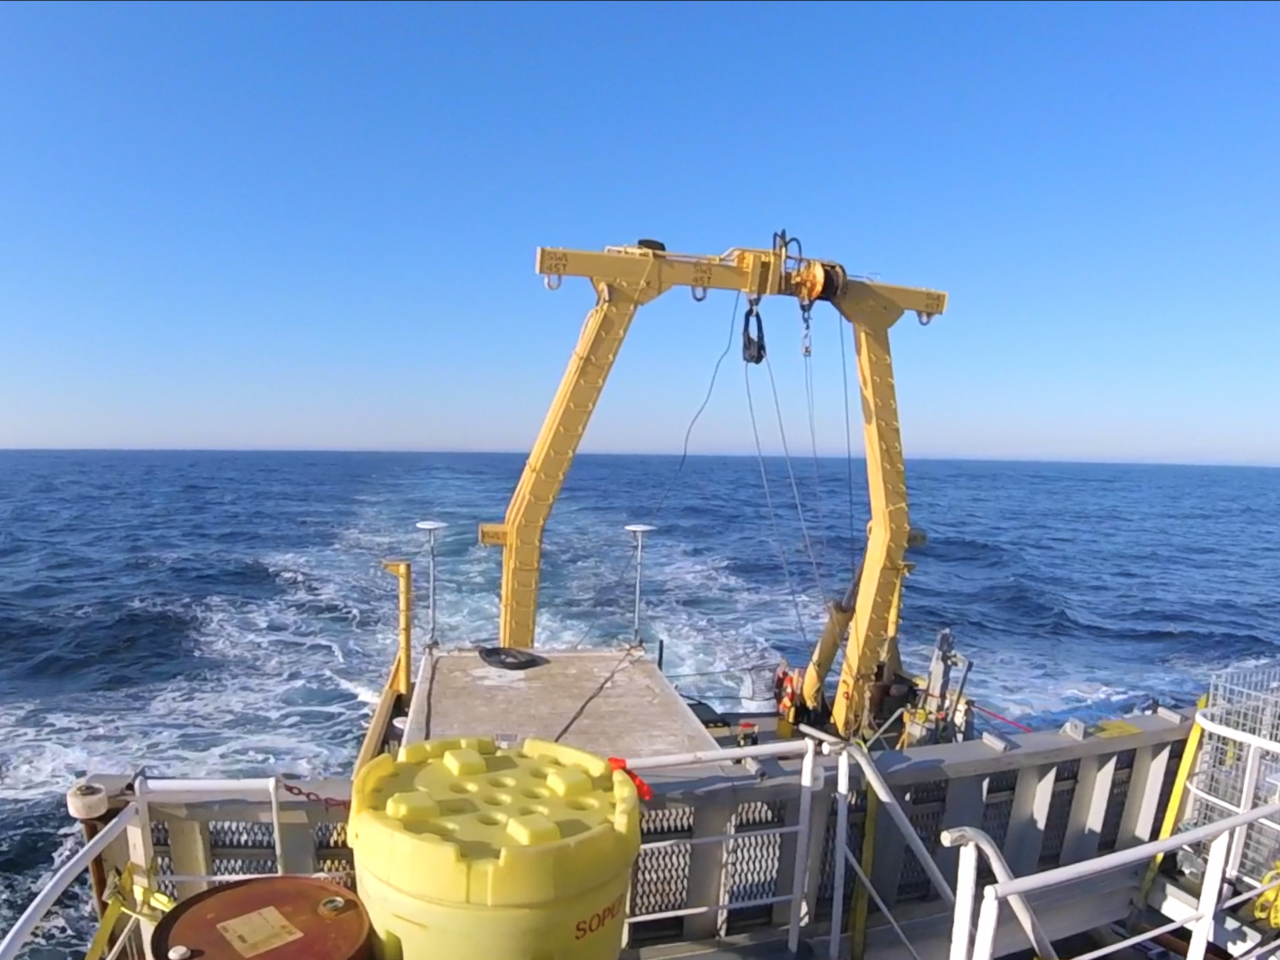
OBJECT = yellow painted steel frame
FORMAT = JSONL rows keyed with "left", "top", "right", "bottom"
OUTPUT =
{"left": 383, "top": 560, "right": 413, "bottom": 696}
{"left": 480, "top": 239, "right": 947, "bottom": 740}
{"left": 354, "top": 561, "right": 413, "bottom": 775}
{"left": 1138, "top": 697, "right": 1206, "bottom": 905}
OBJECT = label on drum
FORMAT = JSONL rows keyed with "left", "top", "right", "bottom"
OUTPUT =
{"left": 216, "top": 906, "right": 304, "bottom": 958}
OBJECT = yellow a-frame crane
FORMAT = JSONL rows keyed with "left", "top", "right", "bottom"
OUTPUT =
{"left": 478, "top": 235, "right": 947, "bottom": 741}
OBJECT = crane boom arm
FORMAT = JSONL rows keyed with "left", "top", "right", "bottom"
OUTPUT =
{"left": 480, "top": 238, "right": 947, "bottom": 742}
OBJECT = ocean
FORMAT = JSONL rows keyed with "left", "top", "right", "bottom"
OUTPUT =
{"left": 1, "top": 450, "right": 1278, "bottom": 952}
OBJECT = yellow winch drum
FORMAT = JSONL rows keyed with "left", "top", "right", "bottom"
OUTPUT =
{"left": 348, "top": 735, "right": 642, "bottom": 960}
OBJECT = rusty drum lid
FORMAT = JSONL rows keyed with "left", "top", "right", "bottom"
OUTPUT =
{"left": 150, "top": 875, "right": 371, "bottom": 960}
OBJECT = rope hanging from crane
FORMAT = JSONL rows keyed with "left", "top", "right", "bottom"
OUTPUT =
{"left": 741, "top": 268, "right": 844, "bottom": 654}
{"left": 763, "top": 354, "right": 824, "bottom": 599}
{"left": 568, "top": 292, "right": 742, "bottom": 651}
{"left": 801, "top": 302, "right": 830, "bottom": 576}
{"left": 744, "top": 358, "right": 809, "bottom": 646}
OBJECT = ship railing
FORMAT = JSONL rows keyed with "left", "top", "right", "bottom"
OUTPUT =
{"left": 0, "top": 741, "right": 847, "bottom": 960}
{"left": 945, "top": 800, "right": 1280, "bottom": 960}
{"left": 619, "top": 733, "right": 967, "bottom": 959}
{"left": 0, "top": 803, "right": 139, "bottom": 960}
{"left": 1181, "top": 705, "right": 1280, "bottom": 887}
{"left": 623, "top": 737, "right": 822, "bottom": 953}
{"left": 802, "top": 726, "right": 955, "bottom": 960}
{"left": 0, "top": 712, "right": 1197, "bottom": 960}
{"left": 0, "top": 775, "right": 334, "bottom": 960}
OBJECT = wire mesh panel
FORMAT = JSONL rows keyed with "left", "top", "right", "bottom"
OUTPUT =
{"left": 724, "top": 801, "right": 787, "bottom": 906}
{"left": 626, "top": 803, "right": 695, "bottom": 945}
{"left": 1180, "top": 663, "right": 1280, "bottom": 886}
{"left": 897, "top": 780, "right": 948, "bottom": 902}
{"left": 153, "top": 853, "right": 177, "bottom": 899}
{"left": 817, "top": 791, "right": 865, "bottom": 915}
{"left": 1098, "top": 756, "right": 1135, "bottom": 853}
{"left": 315, "top": 820, "right": 347, "bottom": 850}
{"left": 208, "top": 819, "right": 276, "bottom": 849}
{"left": 1038, "top": 772, "right": 1076, "bottom": 867}
{"left": 211, "top": 854, "right": 276, "bottom": 876}
{"left": 1210, "top": 665, "right": 1280, "bottom": 740}
{"left": 723, "top": 800, "right": 789, "bottom": 935}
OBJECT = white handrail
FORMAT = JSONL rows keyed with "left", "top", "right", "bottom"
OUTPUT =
{"left": 956, "top": 799, "right": 1280, "bottom": 960}
{"left": 787, "top": 740, "right": 818, "bottom": 954}
{"left": 825, "top": 748, "right": 926, "bottom": 960}
{"left": 803, "top": 726, "right": 955, "bottom": 906}
{"left": 137, "top": 747, "right": 809, "bottom": 798}
{"left": 142, "top": 776, "right": 352, "bottom": 805}
{"left": 991, "top": 800, "right": 1280, "bottom": 900}
{"left": 939, "top": 826, "right": 1057, "bottom": 960}
{"left": 829, "top": 746, "right": 851, "bottom": 960}
{"left": 103, "top": 915, "right": 139, "bottom": 960}
{"left": 1197, "top": 708, "right": 1280, "bottom": 754}
{"left": 0, "top": 803, "right": 139, "bottom": 960}
{"left": 625, "top": 739, "right": 809, "bottom": 770}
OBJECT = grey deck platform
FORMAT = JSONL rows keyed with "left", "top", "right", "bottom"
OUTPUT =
{"left": 403, "top": 647, "right": 720, "bottom": 761}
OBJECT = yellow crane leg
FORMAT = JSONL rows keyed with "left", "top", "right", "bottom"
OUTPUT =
{"left": 802, "top": 600, "right": 856, "bottom": 711}
{"left": 883, "top": 563, "right": 908, "bottom": 680}
{"left": 479, "top": 280, "right": 655, "bottom": 648}
{"left": 1139, "top": 697, "right": 1207, "bottom": 904}
{"left": 829, "top": 307, "right": 911, "bottom": 739}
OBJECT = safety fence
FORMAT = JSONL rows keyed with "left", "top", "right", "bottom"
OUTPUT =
{"left": 0, "top": 709, "right": 1193, "bottom": 960}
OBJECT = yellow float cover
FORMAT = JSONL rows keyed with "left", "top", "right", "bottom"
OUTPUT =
{"left": 348, "top": 736, "right": 641, "bottom": 908}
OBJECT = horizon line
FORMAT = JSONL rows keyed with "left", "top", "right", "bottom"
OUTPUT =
{"left": 1, "top": 447, "right": 1277, "bottom": 470}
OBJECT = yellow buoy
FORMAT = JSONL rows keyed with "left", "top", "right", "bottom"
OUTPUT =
{"left": 348, "top": 736, "right": 642, "bottom": 960}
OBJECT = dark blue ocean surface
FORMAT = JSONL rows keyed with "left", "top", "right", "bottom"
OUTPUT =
{"left": 0, "top": 450, "right": 1278, "bottom": 948}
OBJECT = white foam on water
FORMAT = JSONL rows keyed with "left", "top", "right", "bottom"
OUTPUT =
{"left": 1, "top": 493, "right": 1269, "bottom": 960}
{"left": 0, "top": 822, "right": 98, "bottom": 953}
{"left": 0, "top": 502, "right": 1248, "bottom": 811}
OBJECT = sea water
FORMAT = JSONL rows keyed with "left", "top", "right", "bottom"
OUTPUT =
{"left": 1, "top": 450, "right": 1277, "bottom": 948}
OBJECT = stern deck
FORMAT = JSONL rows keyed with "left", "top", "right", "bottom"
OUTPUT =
{"left": 403, "top": 648, "right": 720, "bottom": 760}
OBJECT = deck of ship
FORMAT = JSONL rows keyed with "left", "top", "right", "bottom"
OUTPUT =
{"left": 402, "top": 647, "right": 721, "bottom": 761}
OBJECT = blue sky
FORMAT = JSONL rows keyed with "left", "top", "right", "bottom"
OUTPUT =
{"left": 1, "top": 1, "right": 1277, "bottom": 464}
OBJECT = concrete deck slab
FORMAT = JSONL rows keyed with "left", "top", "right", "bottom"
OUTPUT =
{"left": 404, "top": 647, "right": 720, "bottom": 761}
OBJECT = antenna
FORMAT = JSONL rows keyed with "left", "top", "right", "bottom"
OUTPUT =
{"left": 624, "top": 524, "right": 658, "bottom": 668}
{"left": 415, "top": 520, "right": 448, "bottom": 647}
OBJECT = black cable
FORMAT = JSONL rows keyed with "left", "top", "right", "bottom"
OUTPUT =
{"left": 745, "top": 362, "right": 809, "bottom": 645}
{"left": 567, "top": 290, "right": 741, "bottom": 650}
{"left": 553, "top": 647, "right": 639, "bottom": 741}
{"left": 650, "top": 291, "right": 741, "bottom": 519}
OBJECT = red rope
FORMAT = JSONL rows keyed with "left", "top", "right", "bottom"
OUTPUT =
{"left": 972, "top": 702, "right": 1033, "bottom": 733}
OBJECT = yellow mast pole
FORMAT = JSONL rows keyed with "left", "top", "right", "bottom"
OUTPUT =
{"left": 382, "top": 560, "right": 412, "bottom": 695}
